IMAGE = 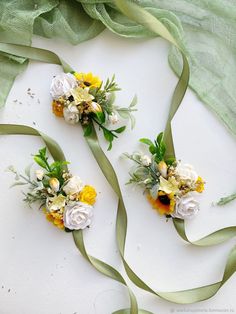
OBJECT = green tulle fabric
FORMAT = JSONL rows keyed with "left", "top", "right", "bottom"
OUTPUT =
{"left": 1, "top": 0, "right": 236, "bottom": 136}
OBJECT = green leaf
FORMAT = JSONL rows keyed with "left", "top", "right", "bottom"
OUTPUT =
{"left": 140, "top": 138, "right": 153, "bottom": 146}
{"left": 103, "top": 129, "right": 114, "bottom": 151}
{"left": 95, "top": 111, "right": 106, "bottom": 124}
{"left": 39, "top": 147, "right": 47, "bottom": 158}
{"left": 83, "top": 123, "right": 93, "bottom": 137}
{"left": 114, "top": 126, "right": 126, "bottom": 134}
{"left": 149, "top": 145, "right": 156, "bottom": 155}
{"left": 33, "top": 156, "right": 48, "bottom": 170}
{"left": 103, "top": 129, "right": 114, "bottom": 142}
{"left": 165, "top": 157, "right": 176, "bottom": 165}
{"left": 156, "top": 132, "right": 164, "bottom": 145}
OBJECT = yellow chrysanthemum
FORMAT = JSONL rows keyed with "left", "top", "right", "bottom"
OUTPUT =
{"left": 147, "top": 191, "right": 175, "bottom": 215}
{"left": 74, "top": 72, "right": 102, "bottom": 88}
{"left": 78, "top": 185, "right": 97, "bottom": 205}
{"left": 43, "top": 208, "right": 64, "bottom": 230}
{"left": 195, "top": 176, "right": 205, "bottom": 193}
{"left": 52, "top": 100, "right": 64, "bottom": 117}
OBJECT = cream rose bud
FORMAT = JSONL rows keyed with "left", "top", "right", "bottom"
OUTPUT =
{"left": 157, "top": 161, "right": 168, "bottom": 178}
{"left": 175, "top": 163, "right": 198, "bottom": 183}
{"left": 108, "top": 112, "right": 119, "bottom": 124}
{"left": 63, "top": 105, "right": 80, "bottom": 124}
{"left": 63, "top": 176, "right": 84, "bottom": 195}
{"left": 172, "top": 193, "right": 199, "bottom": 219}
{"left": 50, "top": 73, "right": 77, "bottom": 99}
{"left": 49, "top": 178, "right": 60, "bottom": 192}
{"left": 140, "top": 155, "right": 152, "bottom": 166}
{"left": 35, "top": 169, "right": 44, "bottom": 181}
{"left": 90, "top": 102, "right": 102, "bottom": 113}
{"left": 63, "top": 202, "right": 93, "bottom": 230}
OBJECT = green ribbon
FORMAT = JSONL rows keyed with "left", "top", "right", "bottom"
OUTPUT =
{"left": 0, "top": 1, "right": 235, "bottom": 311}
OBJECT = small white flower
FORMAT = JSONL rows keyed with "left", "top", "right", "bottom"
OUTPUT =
{"left": 63, "top": 202, "right": 93, "bottom": 230}
{"left": 108, "top": 112, "right": 119, "bottom": 124}
{"left": 174, "top": 163, "right": 198, "bottom": 183}
{"left": 49, "top": 178, "right": 60, "bottom": 192}
{"left": 140, "top": 155, "right": 152, "bottom": 166}
{"left": 63, "top": 176, "right": 84, "bottom": 195}
{"left": 35, "top": 169, "right": 44, "bottom": 181}
{"left": 46, "top": 194, "right": 66, "bottom": 212}
{"left": 172, "top": 193, "right": 199, "bottom": 219}
{"left": 50, "top": 73, "right": 77, "bottom": 99}
{"left": 63, "top": 104, "right": 80, "bottom": 124}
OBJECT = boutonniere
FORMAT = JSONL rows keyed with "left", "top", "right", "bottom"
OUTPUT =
{"left": 125, "top": 132, "right": 205, "bottom": 219}
{"left": 9, "top": 147, "right": 97, "bottom": 231}
{"left": 50, "top": 71, "right": 137, "bottom": 150}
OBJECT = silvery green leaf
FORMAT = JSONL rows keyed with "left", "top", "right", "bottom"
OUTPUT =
{"left": 134, "top": 166, "right": 149, "bottom": 178}
{"left": 217, "top": 193, "right": 236, "bottom": 206}
{"left": 129, "top": 94, "right": 137, "bottom": 108}
{"left": 10, "top": 182, "right": 28, "bottom": 188}
{"left": 117, "top": 110, "right": 130, "bottom": 119}
{"left": 107, "top": 92, "right": 116, "bottom": 106}
{"left": 6, "top": 165, "right": 17, "bottom": 173}
{"left": 131, "top": 152, "right": 142, "bottom": 162}
{"left": 150, "top": 184, "right": 159, "bottom": 199}
{"left": 130, "top": 114, "right": 136, "bottom": 129}
{"left": 24, "top": 163, "right": 33, "bottom": 178}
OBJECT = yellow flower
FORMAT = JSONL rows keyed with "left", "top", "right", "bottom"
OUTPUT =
{"left": 52, "top": 100, "right": 64, "bottom": 117}
{"left": 195, "top": 176, "right": 205, "bottom": 193}
{"left": 43, "top": 208, "right": 64, "bottom": 230}
{"left": 78, "top": 185, "right": 97, "bottom": 205}
{"left": 147, "top": 191, "right": 175, "bottom": 215}
{"left": 159, "top": 176, "right": 179, "bottom": 194}
{"left": 74, "top": 72, "right": 102, "bottom": 89}
{"left": 71, "top": 86, "right": 94, "bottom": 105}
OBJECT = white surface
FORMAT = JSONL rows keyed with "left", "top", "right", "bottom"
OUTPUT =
{"left": 0, "top": 30, "right": 235, "bottom": 314}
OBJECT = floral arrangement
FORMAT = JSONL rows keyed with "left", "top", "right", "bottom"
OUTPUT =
{"left": 50, "top": 72, "right": 137, "bottom": 150}
{"left": 125, "top": 133, "right": 205, "bottom": 219}
{"left": 8, "top": 147, "right": 97, "bottom": 231}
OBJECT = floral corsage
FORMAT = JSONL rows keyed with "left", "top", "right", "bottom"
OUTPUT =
{"left": 125, "top": 133, "right": 205, "bottom": 219}
{"left": 8, "top": 147, "right": 96, "bottom": 231}
{"left": 50, "top": 72, "right": 137, "bottom": 150}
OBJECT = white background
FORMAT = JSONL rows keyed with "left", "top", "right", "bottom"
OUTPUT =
{"left": 0, "top": 30, "right": 235, "bottom": 314}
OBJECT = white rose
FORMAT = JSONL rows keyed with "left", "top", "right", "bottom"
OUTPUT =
{"left": 140, "top": 155, "right": 152, "bottom": 166}
{"left": 175, "top": 163, "right": 198, "bottom": 183}
{"left": 63, "top": 176, "right": 84, "bottom": 195}
{"left": 63, "top": 105, "right": 80, "bottom": 124}
{"left": 63, "top": 202, "right": 93, "bottom": 230}
{"left": 172, "top": 193, "right": 199, "bottom": 219}
{"left": 50, "top": 73, "right": 77, "bottom": 99}
{"left": 35, "top": 169, "right": 44, "bottom": 181}
{"left": 108, "top": 112, "right": 119, "bottom": 124}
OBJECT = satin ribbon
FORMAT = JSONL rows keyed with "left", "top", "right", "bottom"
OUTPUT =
{"left": 0, "top": 1, "right": 235, "bottom": 312}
